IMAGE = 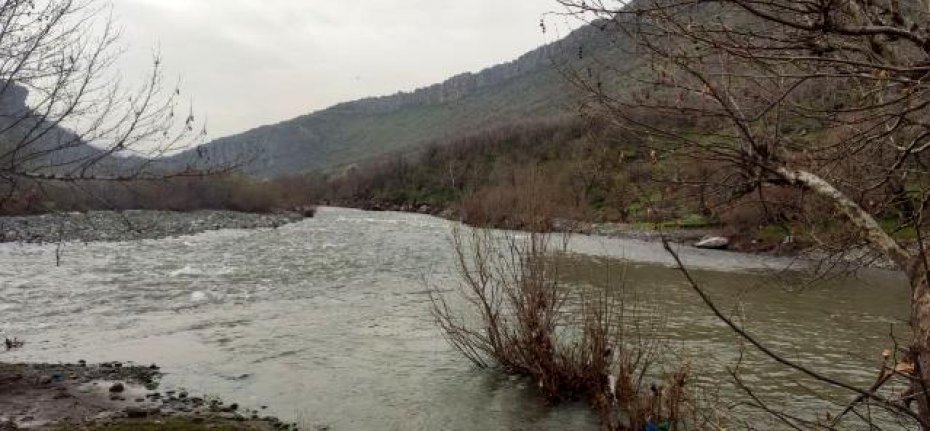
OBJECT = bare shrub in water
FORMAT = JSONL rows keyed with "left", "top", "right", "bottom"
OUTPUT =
{"left": 430, "top": 228, "right": 706, "bottom": 429}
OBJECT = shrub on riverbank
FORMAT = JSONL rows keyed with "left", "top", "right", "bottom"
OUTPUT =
{"left": 430, "top": 227, "right": 710, "bottom": 429}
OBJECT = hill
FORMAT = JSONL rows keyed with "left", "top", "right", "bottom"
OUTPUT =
{"left": 0, "top": 82, "right": 306, "bottom": 215}
{"left": 0, "top": 83, "right": 139, "bottom": 178}
{"left": 162, "top": 22, "right": 628, "bottom": 177}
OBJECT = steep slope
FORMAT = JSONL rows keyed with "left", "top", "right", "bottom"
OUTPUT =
{"left": 163, "top": 22, "right": 627, "bottom": 178}
{"left": 0, "top": 83, "right": 146, "bottom": 179}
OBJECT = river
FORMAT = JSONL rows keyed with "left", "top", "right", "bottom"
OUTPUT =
{"left": 0, "top": 207, "right": 912, "bottom": 429}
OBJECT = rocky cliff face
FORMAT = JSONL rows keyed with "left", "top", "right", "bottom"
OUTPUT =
{"left": 0, "top": 82, "right": 147, "bottom": 178}
{"left": 336, "top": 46, "right": 554, "bottom": 115}
{"left": 161, "top": 22, "right": 619, "bottom": 178}
{"left": 0, "top": 82, "right": 88, "bottom": 174}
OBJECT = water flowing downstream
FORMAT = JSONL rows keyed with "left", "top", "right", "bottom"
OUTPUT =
{"left": 0, "top": 207, "right": 912, "bottom": 429}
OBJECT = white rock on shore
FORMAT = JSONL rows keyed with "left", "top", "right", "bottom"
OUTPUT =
{"left": 694, "top": 236, "right": 730, "bottom": 250}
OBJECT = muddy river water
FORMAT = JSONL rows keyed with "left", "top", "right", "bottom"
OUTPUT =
{"left": 0, "top": 207, "right": 912, "bottom": 429}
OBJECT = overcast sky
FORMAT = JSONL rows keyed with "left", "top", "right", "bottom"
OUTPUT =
{"left": 111, "top": 0, "right": 572, "bottom": 141}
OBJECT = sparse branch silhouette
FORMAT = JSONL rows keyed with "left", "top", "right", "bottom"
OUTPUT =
{"left": 0, "top": 0, "right": 251, "bottom": 216}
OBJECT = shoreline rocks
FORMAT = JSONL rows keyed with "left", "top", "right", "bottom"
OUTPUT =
{"left": 0, "top": 210, "right": 307, "bottom": 244}
{"left": 0, "top": 362, "right": 299, "bottom": 430}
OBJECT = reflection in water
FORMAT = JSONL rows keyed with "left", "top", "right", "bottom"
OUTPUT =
{"left": 0, "top": 207, "right": 912, "bottom": 429}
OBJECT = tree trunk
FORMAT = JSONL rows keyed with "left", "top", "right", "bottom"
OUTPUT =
{"left": 774, "top": 167, "right": 911, "bottom": 268}
{"left": 910, "top": 260, "right": 930, "bottom": 428}
{"left": 776, "top": 167, "right": 930, "bottom": 428}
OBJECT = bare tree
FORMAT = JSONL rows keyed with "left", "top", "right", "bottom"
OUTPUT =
{"left": 430, "top": 227, "right": 703, "bottom": 429}
{"left": 556, "top": 0, "right": 930, "bottom": 427}
{"left": 0, "top": 0, "right": 221, "bottom": 213}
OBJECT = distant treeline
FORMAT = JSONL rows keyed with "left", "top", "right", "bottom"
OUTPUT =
{"left": 0, "top": 174, "right": 316, "bottom": 215}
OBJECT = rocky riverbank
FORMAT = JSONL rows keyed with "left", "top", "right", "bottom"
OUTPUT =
{"left": 0, "top": 362, "right": 299, "bottom": 430}
{"left": 0, "top": 210, "right": 308, "bottom": 244}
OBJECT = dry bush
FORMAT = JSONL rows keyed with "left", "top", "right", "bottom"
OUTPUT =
{"left": 458, "top": 184, "right": 556, "bottom": 231}
{"left": 718, "top": 188, "right": 802, "bottom": 228}
{"left": 0, "top": 186, "right": 41, "bottom": 214}
{"left": 457, "top": 166, "right": 589, "bottom": 231}
{"left": 316, "top": 117, "right": 651, "bottom": 226}
{"left": 430, "top": 227, "right": 708, "bottom": 430}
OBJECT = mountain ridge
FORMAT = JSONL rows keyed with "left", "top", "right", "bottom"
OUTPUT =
{"left": 163, "top": 22, "right": 620, "bottom": 178}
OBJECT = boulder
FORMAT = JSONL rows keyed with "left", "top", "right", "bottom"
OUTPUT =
{"left": 694, "top": 236, "right": 730, "bottom": 250}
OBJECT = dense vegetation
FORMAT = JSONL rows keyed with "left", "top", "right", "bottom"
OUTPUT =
{"left": 308, "top": 117, "right": 712, "bottom": 228}
{"left": 309, "top": 118, "right": 635, "bottom": 226}
{"left": 310, "top": 117, "right": 700, "bottom": 226}
{"left": 306, "top": 112, "right": 920, "bottom": 254}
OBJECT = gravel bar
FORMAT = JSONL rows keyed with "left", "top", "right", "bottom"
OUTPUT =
{"left": 0, "top": 210, "right": 306, "bottom": 244}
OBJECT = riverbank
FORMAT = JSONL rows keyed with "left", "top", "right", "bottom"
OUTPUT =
{"left": 587, "top": 221, "right": 897, "bottom": 270}
{"left": 343, "top": 201, "right": 713, "bottom": 240}
{"left": 348, "top": 202, "right": 899, "bottom": 270}
{"left": 0, "top": 362, "right": 298, "bottom": 430}
{"left": 0, "top": 210, "right": 308, "bottom": 244}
